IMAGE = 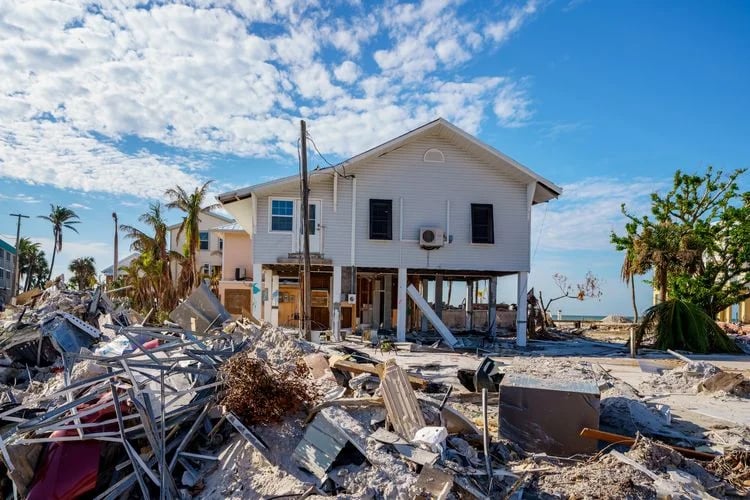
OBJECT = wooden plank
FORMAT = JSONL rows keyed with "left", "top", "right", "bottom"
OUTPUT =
{"left": 407, "top": 284, "right": 458, "bottom": 347}
{"left": 331, "top": 359, "right": 428, "bottom": 389}
{"left": 380, "top": 361, "right": 426, "bottom": 441}
{"left": 579, "top": 428, "right": 716, "bottom": 461}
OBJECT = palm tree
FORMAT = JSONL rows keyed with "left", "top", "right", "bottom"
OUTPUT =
{"left": 28, "top": 251, "right": 49, "bottom": 290}
{"left": 68, "top": 256, "right": 96, "bottom": 290}
{"left": 120, "top": 202, "right": 178, "bottom": 312}
{"left": 38, "top": 204, "right": 80, "bottom": 280}
{"left": 17, "top": 237, "right": 40, "bottom": 293}
{"left": 165, "top": 181, "right": 216, "bottom": 294}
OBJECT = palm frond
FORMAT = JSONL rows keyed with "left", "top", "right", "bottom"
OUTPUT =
{"left": 636, "top": 299, "right": 739, "bottom": 353}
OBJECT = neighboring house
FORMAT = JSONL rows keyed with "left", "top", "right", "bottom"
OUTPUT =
{"left": 168, "top": 209, "right": 233, "bottom": 282}
{"left": 100, "top": 252, "right": 141, "bottom": 284}
{"left": 0, "top": 237, "right": 17, "bottom": 304}
{"left": 213, "top": 222, "right": 254, "bottom": 316}
{"left": 218, "top": 118, "right": 561, "bottom": 344}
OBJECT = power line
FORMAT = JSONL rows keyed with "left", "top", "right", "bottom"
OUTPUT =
{"left": 305, "top": 131, "right": 351, "bottom": 179}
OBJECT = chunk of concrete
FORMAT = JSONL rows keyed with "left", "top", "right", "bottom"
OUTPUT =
{"left": 499, "top": 373, "right": 600, "bottom": 456}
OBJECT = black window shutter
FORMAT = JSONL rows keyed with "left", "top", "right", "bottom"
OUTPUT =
{"left": 370, "top": 199, "right": 392, "bottom": 240}
{"left": 471, "top": 204, "right": 494, "bottom": 244}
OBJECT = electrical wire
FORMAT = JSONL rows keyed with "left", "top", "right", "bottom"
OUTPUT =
{"left": 305, "top": 131, "right": 351, "bottom": 178}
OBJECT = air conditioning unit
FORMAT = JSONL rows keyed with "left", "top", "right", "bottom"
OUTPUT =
{"left": 235, "top": 267, "right": 246, "bottom": 280}
{"left": 420, "top": 227, "right": 445, "bottom": 249}
{"left": 347, "top": 294, "right": 357, "bottom": 304}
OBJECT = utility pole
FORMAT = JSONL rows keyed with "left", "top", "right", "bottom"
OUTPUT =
{"left": 112, "top": 212, "right": 119, "bottom": 282}
{"left": 9, "top": 213, "right": 29, "bottom": 300}
{"left": 300, "top": 119, "right": 312, "bottom": 341}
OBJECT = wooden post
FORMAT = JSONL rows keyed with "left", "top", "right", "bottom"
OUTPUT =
{"left": 516, "top": 271, "right": 528, "bottom": 347}
{"left": 397, "top": 268, "right": 407, "bottom": 341}
{"left": 435, "top": 275, "right": 443, "bottom": 320}
{"left": 465, "top": 280, "right": 474, "bottom": 331}
{"left": 300, "top": 120, "right": 312, "bottom": 340}
{"left": 488, "top": 276, "right": 497, "bottom": 336}
{"left": 420, "top": 278, "right": 429, "bottom": 332}
{"left": 629, "top": 327, "right": 636, "bottom": 358}
{"left": 383, "top": 274, "right": 393, "bottom": 330}
{"left": 112, "top": 212, "right": 119, "bottom": 282}
{"left": 9, "top": 213, "right": 29, "bottom": 298}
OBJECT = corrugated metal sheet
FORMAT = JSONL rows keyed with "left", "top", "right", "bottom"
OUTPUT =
{"left": 293, "top": 409, "right": 366, "bottom": 481}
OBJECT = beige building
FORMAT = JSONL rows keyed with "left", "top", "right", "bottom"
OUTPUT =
{"left": 168, "top": 209, "right": 233, "bottom": 284}
{"left": 716, "top": 299, "right": 750, "bottom": 323}
{"left": 214, "top": 222, "right": 254, "bottom": 316}
{"left": 653, "top": 286, "right": 750, "bottom": 323}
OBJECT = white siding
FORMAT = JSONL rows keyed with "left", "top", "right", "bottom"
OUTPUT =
{"left": 252, "top": 132, "right": 531, "bottom": 272}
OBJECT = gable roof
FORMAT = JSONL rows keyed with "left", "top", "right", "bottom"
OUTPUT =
{"left": 100, "top": 252, "right": 140, "bottom": 275}
{"left": 217, "top": 117, "right": 562, "bottom": 205}
{"left": 166, "top": 208, "right": 234, "bottom": 230}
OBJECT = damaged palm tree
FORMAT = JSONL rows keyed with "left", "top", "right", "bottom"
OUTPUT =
{"left": 165, "top": 181, "right": 218, "bottom": 296}
{"left": 636, "top": 299, "right": 740, "bottom": 353}
{"left": 219, "top": 351, "right": 319, "bottom": 426}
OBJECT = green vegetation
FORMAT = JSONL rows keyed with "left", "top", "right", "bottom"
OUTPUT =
{"left": 38, "top": 204, "right": 80, "bottom": 280}
{"left": 68, "top": 256, "right": 97, "bottom": 290}
{"left": 612, "top": 167, "right": 750, "bottom": 352}
{"left": 165, "top": 181, "right": 217, "bottom": 296}
{"left": 636, "top": 299, "right": 740, "bottom": 353}
{"left": 119, "top": 202, "right": 179, "bottom": 313}
{"left": 17, "top": 237, "right": 49, "bottom": 292}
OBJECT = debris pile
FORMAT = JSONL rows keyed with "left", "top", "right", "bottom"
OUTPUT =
{"left": 645, "top": 360, "right": 750, "bottom": 397}
{"left": 0, "top": 281, "right": 747, "bottom": 498}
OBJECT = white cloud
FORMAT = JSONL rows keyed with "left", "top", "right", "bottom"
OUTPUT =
{"left": 486, "top": 0, "right": 539, "bottom": 44}
{"left": 0, "top": 0, "right": 547, "bottom": 197}
{"left": 0, "top": 193, "right": 41, "bottom": 204}
{"left": 69, "top": 203, "right": 91, "bottom": 210}
{"left": 334, "top": 60, "right": 361, "bottom": 84}
{"left": 532, "top": 177, "right": 669, "bottom": 252}
{"left": 493, "top": 82, "right": 533, "bottom": 127}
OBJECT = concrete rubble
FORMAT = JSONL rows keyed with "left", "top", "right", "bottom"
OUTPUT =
{"left": 0, "top": 282, "right": 747, "bottom": 498}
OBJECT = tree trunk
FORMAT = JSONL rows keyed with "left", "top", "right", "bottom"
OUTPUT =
{"left": 47, "top": 247, "right": 57, "bottom": 281}
{"left": 657, "top": 267, "right": 668, "bottom": 303}
{"left": 630, "top": 276, "right": 639, "bottom": 323}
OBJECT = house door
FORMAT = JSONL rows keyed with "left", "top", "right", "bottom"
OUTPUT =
{"left": 307, "top": 201, "right": 321, "bottom": 253}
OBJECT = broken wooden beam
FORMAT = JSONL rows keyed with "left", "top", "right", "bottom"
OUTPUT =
{"left": 330, "top": 358, "right": 429, "bottom": 389}
{"left": 407, "top": 284, "right": 458, "bottom": 347}
{"left": 579, "top": 428, "right": 717, "bottom": 461}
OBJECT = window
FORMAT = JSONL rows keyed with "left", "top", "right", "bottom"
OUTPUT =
{"left": 471, "top": 204, "right": 494, "bottom": 244}
{"left": 369, "top": 199, "right": 392, "bottom": 240}
{"left": 4, "top": 270, "right": 9, "bottom": 279}
{"left": 307, "top": 204, "right": 316, "bottom": 235}
{"left": 271, "top": 199, "right": 294, "bottom": 232}
{"left": 199, "top": 231, "right": 209, "bottom": 250}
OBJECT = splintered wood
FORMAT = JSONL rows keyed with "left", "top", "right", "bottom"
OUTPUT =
{"left": 379, "top": 361, "right": 426, "bottom": 441}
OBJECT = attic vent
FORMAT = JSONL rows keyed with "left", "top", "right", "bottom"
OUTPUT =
{"left": 423, "top": 148, "right": 445, "bottom": 163}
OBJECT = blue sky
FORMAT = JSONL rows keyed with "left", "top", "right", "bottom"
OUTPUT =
{"left": 0, "top": 0, "right": 748, "bottom": 316}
